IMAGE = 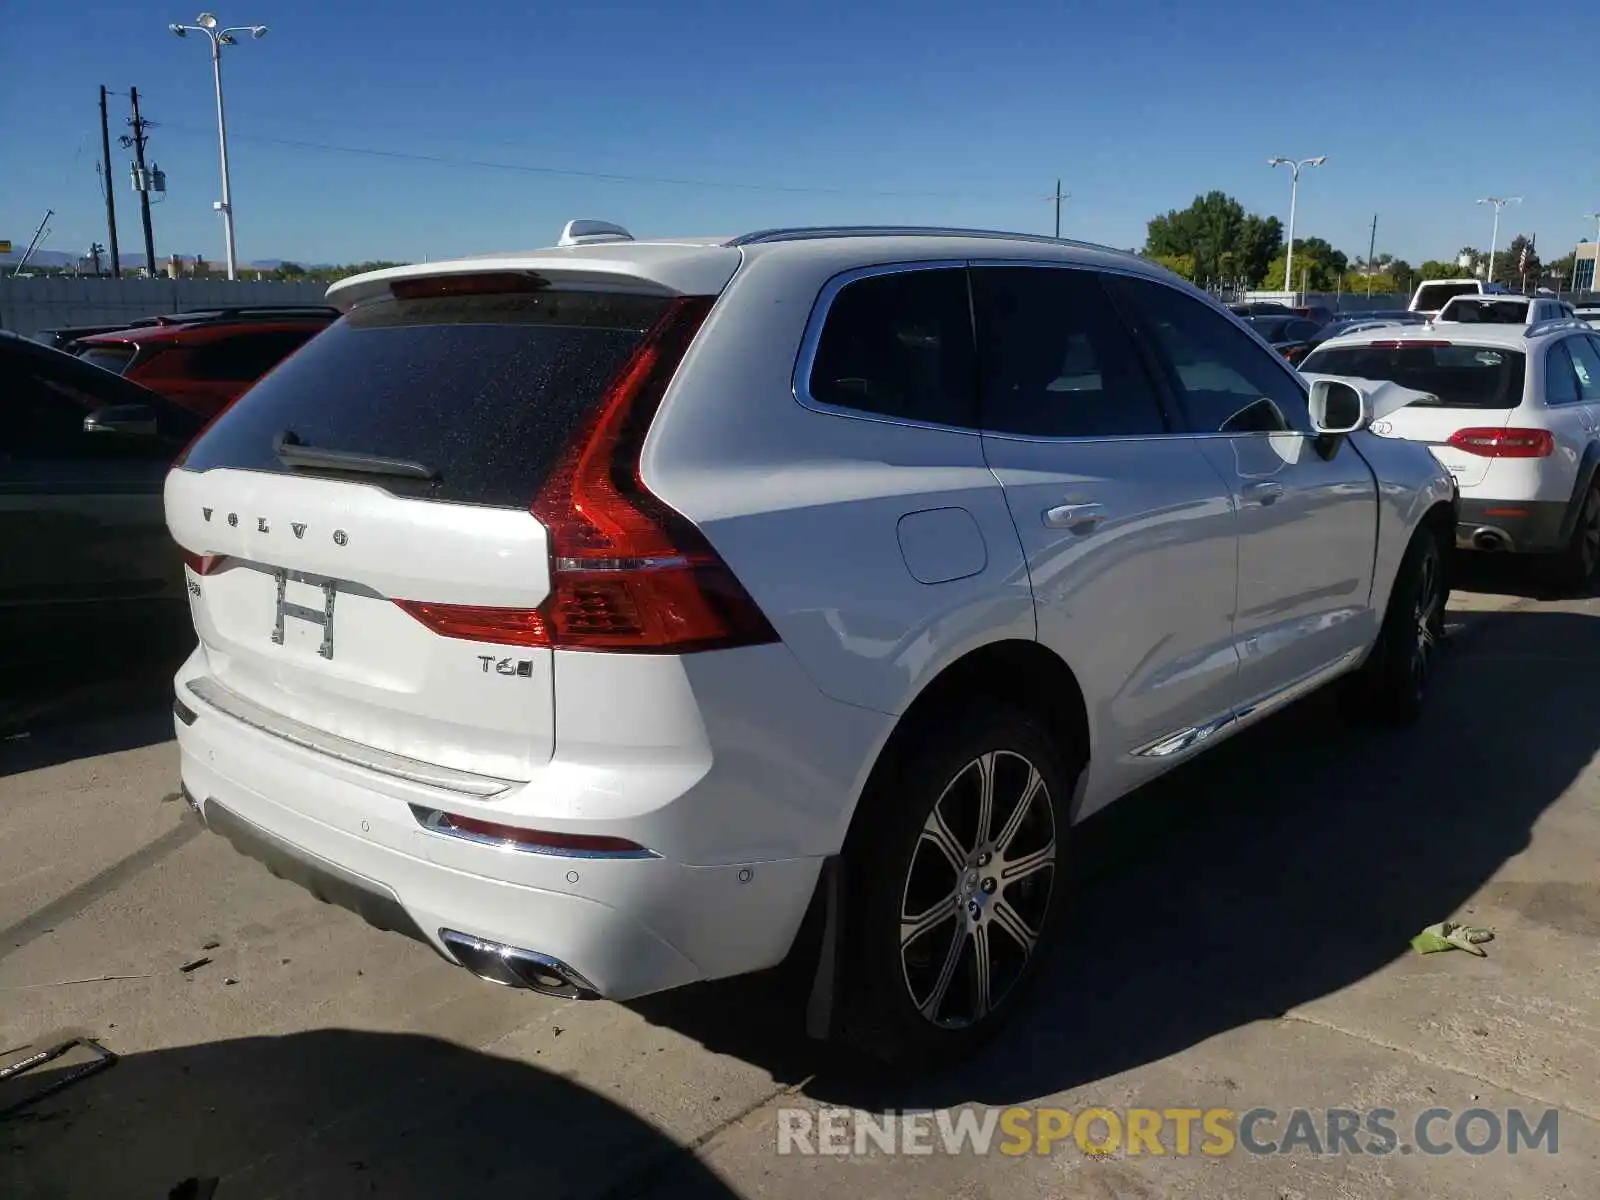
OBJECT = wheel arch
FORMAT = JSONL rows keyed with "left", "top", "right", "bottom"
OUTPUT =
{"left": 1557, "top": 441, "right": 1600, "bottom": 544}
{"left": 841, "top": 638, "right": 1090, "bottom": 853}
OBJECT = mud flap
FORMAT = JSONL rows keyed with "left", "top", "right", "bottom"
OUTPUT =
{"left": 804, "top": 855, "right": 843, "bottom": 1041}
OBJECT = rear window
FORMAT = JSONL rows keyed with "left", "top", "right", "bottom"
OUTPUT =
{"left": 76, "top": 344, "right": 135, "bottom": 374}
{"left": 1439, "top": 299, "right": 1530, "bottom": 324}
{"left": 1413, "top": 283, "right": 1478, "bottom": 311}
{"left": 1301, "top": 343, "right": 1526, "bottom": 409}
{"left": 180, "top": 290, "right": 673, "bottom": 507}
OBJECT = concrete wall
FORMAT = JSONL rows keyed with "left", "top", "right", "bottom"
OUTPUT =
{"left": 0, "top": 277, "right": 332, "bottom": 339}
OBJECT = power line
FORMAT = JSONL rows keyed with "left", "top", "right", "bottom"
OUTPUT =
{"left": 153, "top": 121, "right": 1012, "bottom": 200}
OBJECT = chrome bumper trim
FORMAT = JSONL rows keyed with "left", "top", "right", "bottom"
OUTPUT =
{"left": 184, "top": 676, "right": 513, "bottom": 797}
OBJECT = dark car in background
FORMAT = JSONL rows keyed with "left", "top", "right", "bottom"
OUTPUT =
{"left": 1242, "top": 314, "right": 1323, "bottom": 363}
{"left": 1301, "top": 311, "right": 1430, "bottom": 356}
{"left": 71, "top": 305, "right": 338, "bottom": 419}
{"left": 1, "top": 331, "right": 205, "bottom": 676}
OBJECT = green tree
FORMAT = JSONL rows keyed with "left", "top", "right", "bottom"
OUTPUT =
{"left": 1146, "top": 252, "right": 1197, "bottom": 280}
{"left": 1259, "top": 238, "right": 1349, "bottom": 291}
{"left": 1488, "top": 234, "right": 1539, "bottom": 289}
{"left": 1146, "top": 191, "right": 1265, "bottom": 285}
{"left": 1547, "top": 251, "right": 1578, "bottom": 291}
{"left": 1234, "top": 214, "right": 1284, "bottom": 288}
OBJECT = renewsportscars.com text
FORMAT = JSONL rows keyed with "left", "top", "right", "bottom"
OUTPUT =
{"left": 775, "top": 1105, "right": 1560, "bottom": 1158}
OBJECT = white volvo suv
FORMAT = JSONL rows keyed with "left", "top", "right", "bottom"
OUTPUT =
{"left": 167, "top": 225, "right": 1456, "bottom": 1064}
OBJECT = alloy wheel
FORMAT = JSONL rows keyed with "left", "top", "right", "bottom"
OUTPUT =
{"left": 898, "top": 750, "right": 1056, "bottom": 1029}
{"left": 1580, "top": 489, "right": 1600, "bottom": 580}
{"left": 1410, "top": 543, "right": 1442, "bottom": 695}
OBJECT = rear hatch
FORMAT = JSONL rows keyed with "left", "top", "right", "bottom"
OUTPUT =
{"left": 167, "top": 283, "right": 686, "bottom": 780}
{"left": 1301, "top": 339, "right": 1526, "bottom": 488}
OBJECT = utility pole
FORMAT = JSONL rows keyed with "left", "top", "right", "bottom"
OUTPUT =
{"left": 98, "top": 86, "right": 121, "bottom": 277}
{"left": 1366, "top": 213, "right": 1378, "bottom": 296}
{"left": 14, "top": 209, "right": 54, "bottom": 276}
{"left": 127, "top": 88, "right": 158, "bottom": 276}
{"left": 1044, "top": 178, "right": 1071, "bottom": 238}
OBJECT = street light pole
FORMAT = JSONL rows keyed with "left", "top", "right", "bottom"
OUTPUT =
{"left": 1268, "top": 156, "right": 1326, "bottom": 301}
{"left": 1476, "top": 196, "right": 1521, "bottom": 287}
{"left": 169, "top": 13, "right": 268, "bottom": 281}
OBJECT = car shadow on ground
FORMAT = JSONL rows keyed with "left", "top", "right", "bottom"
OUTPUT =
{"left": 0, "top": 1029, "right": 738, "bottom": 1200}
{"left": 631, "top": 604, "right": 1600, "bottom": 1110}
{"left": 0, "top": 638, "right": 190, "bottom": 778}
{"left": 1449, "top": 550, "right": 1595, "bottom": 602}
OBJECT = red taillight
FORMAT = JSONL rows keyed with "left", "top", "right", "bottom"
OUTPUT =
{"left": 182, "top": 551, "right": 225, "bottom": 575}
{"left": 397, "top": 294, "right": 779, "bottom": 654}
{"left": 421, "top": 809, "right": 649, "bottom": 856}
{"left": 1447, "top": 427, "right": 1554, "bottom": 458}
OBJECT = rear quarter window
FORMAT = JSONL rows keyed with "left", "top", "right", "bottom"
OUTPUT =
{"left": 805, "top": 267, "right": 977, "bottom": 428}
{"left": 1302, "top": 343, "right": 1526, "bottom": 410}
{"left": 179, "top": 290, "right": 674, "bottom": 507}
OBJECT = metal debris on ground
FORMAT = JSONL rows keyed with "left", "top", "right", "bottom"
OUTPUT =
{"left": 1411, "top": 922, "right": 1495, "bottom": 956}
{"left": 179, "top": 957, "right": 213, "bottom": 974}
{"left": 0, "top": 1038, "right": 118, "bottom": 1118}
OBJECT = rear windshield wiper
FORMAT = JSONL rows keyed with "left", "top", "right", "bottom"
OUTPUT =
{"left": 273, "top": 430, "right": 437, "bottom": 480}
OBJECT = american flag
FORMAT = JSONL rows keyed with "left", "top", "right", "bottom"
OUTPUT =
{"left": 1520, "top": 235, "right": 1535, "bottom": 275}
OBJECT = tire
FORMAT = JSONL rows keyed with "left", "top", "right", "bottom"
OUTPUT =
{"left": 836, "top": 705, "right": 1077, "bottom": 1068}
{"left": 1343, "top": 526, "right": 1448, "bottom": 727}
{"left": 1553, "top": 483, "right": 1600, "bottom": 592}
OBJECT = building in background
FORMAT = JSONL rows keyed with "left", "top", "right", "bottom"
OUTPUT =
{"left": 1572, "top": 241, "right": 1596, "bottom": 292}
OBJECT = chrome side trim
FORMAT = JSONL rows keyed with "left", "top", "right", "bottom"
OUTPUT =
{"left": 184, "top": 676, "right": 513, "bottom": 797}
{"left": 410, "top": 805, "right": 660, "bottom": 860}
{"left": 1232, "top": 650, "right": 1363, "bottom": 723}
{"left": 1132, "top": 649, "right": 1365, "bottom": 759}
{"left": 1132, "top": 713, "right": 1238, "bottom": 759}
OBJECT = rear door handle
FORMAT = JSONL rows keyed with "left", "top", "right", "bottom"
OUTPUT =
{"left": 1043, "top": 501, "right": 1104, "bottom": 532}
{"left": 1241, "top": 480, "right": 1285, "bottom": 505}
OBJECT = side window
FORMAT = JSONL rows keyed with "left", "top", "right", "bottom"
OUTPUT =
{"left": 187, "top": 329, "right": 317, "bottom": 382}
{"left": 1109, "top": 276, "right": 1310, "bottom": 434}
{"left": 1547, "top": 343, "right": 1582, "bottom": 405}
{"left": 969, "top": 266, "right": 1169, "bottom": 438}
{"left": 1288, "top": 319, "right": 1321, "bottom": 342}
{"left": 807, "top": 268, "right": 977, "bottom": 427}
{"left": 1572, "top": 337, "right": 1600, "bottom": 402}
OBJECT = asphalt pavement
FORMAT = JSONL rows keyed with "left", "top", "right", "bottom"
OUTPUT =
{"left": 2, "top": 564, "right": 1597, "bottom": 1199}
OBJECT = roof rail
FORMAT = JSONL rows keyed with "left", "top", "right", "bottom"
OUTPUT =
{"left": 152, "top": 305, "right": 340, "bottom": 325}
{"left": 725, "top": 225, "right": 1116, "bottom": 253}
{"left": 1527, "top": 316, "right": 1592, "bottom": 338}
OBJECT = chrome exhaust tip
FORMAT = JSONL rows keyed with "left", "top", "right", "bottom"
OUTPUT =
{"left": 1471, "top": 527, "right": 1510, "bottom": 552}
{"left": 439, "top": 929, "right": 598, "bottom": 1000}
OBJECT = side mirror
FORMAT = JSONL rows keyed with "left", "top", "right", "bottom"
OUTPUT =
{"left": 84, "top": 404, "right": 159, "bottom": 437}
{"left": 1306, "top": 379, "right": 1369, "bottom": 435}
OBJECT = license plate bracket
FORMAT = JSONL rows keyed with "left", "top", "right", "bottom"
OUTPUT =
{"left": 272, "top": 568, "right": 338, "bottom": 659}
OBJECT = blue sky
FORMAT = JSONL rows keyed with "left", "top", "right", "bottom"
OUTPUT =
{"left": 4, "top": 0, "right": 1597, "bottom": 268}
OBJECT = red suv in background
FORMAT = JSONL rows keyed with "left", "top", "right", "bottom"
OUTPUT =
{"left": 72, "top": 306, "right": 338, "bottom": 418}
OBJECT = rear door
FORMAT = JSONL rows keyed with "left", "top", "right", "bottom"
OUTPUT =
{"left": 1542, "top": 340, "right": 1596, "bottom": 489}
{"left": 970, "top": 264, "right": 1242, "bottom": 805}
{"left": 1301, "top": 340, "right": 1528, "bottom": 488}
{"left": 1109, "top": 274, "right": 1378, "bottom": 707}
{"left": 169, "top": 287, "right": 680, "bottom": 780}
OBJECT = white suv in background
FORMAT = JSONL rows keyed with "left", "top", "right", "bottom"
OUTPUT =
{"left": 168, "top": 224, "right": 1456, "bottom": 1065}
{"left": 1409, "top": 278, "right": 1510, "bottom": 317}
{"left": 1301, "top": 318, "right": 1600, "bottom": 585}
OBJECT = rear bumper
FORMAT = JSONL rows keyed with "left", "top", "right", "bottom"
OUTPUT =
{"left": 176, "top": 664, "right": 833, "bottom": 1001}
{"left": 1454, "top": 497, "right": 1567, "bottom": 554}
